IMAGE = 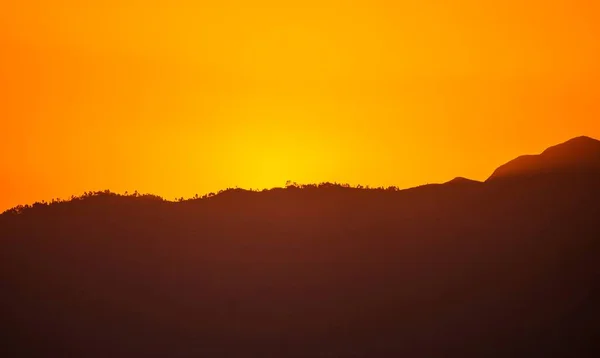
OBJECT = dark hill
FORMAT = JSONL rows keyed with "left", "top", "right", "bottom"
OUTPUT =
{"left": 487, "top": 136, "right": 600, "bottom": 182}
{"left": 445, "top": 176, "right": 482, "bottom": 185}
{"left": 1, "top": 137, "right": 600, "bottom": 357}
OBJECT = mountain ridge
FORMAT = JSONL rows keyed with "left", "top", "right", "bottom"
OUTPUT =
{"left": 1, "top": 136, "right": 600, "bottom": 357}
{"left": 487, "top": 135, "right": 600, "bottom": 182}
{"left": 3, "top": 136, "right": 599, "bottom": 215}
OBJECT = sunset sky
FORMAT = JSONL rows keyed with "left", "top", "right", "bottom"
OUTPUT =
{"left": 1, "top": 0, "right": 599, "bottom": 210}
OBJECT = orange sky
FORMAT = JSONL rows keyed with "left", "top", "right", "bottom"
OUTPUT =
{"left": 1, "top": 0, "right": 599, "bottom": 210}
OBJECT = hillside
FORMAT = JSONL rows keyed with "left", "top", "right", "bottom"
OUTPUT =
{"left": 1, "top": 137, "right": 600, "bottom": 357}
{"left": 487, "top": 136, "right": 600, "bottom": 181}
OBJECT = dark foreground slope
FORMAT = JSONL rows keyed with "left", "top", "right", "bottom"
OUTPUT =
{"left": 488, "top": 136, "right": 600, "bottom": 182}
{"left": 1, "top": 138, "right": 600, "bottom": 358}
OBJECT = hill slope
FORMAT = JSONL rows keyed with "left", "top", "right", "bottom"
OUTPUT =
{"left": 1, "top": 137, "right": 600, "bottom": 357}
{"left": 487, "top": 136, "right": 600, "bottom": 181}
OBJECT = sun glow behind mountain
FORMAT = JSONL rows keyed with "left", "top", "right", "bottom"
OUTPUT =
{"left": 1, "top": 0, "right": 600, "bottom": 210}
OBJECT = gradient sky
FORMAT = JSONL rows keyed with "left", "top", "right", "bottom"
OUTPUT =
{"left": 1, "top": 0, "right": 599, "bottom": 210}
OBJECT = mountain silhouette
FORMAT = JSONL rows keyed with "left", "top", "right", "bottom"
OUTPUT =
{"left": 1, "top": 137, "right": 599, "bottom": 357}
{"left": 445, "top": 176, "right": 482, "bottom": 185}
{"left": 487, "top": 136, "right": 600, "bottom": 181}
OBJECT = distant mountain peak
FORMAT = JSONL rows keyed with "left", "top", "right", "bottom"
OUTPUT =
{"left": 541, "top": 135, "right": 600, "bottom": 155}
{"left": 445, "top": 177, "right": 481, "bottom": 185}
{"left": 487, "top": 136, "right": 600, "bottom": 182}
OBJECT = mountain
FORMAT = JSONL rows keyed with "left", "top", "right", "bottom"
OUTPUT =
{"left": 445, "top": 176, "right": 482, "bottom": 185}
{"left": 487, "top": 136, "right": 600, "bottom": 181}
{"left": 1, "top": 137, "right": 600, "bottom": 358}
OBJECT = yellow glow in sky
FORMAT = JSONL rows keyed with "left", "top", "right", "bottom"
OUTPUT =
{"left": 1, "top": 1, "right": 600, "bottom": 209}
